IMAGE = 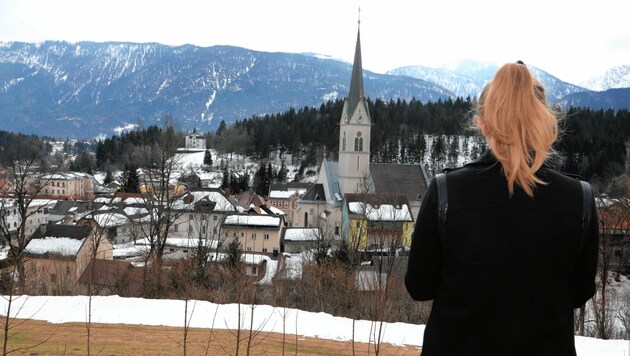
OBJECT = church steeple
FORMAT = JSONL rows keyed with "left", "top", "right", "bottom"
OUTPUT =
{"left": 347, "top": 27, "right": 364, "bottom": 115}
{"left": 337, "top": 15, "right": 371, "bottom": 195}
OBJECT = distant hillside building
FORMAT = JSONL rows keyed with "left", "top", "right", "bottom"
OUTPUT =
{"left": 295, "top": 24, "right": 429, "bottom": 247}
{"left": 185, "top": 130, "right": 206, "bottom": 150}
{"left": 39, "top": 172, "right": 95, "bottom": 201}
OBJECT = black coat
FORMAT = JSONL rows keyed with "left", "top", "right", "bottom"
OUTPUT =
{"left": 405, "top": 151, "right": 598, "bottom": 356}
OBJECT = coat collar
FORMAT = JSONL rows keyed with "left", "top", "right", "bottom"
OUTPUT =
{"left": 465, "top": 150, "right": 498, "bottom": 167}
{"left": 463, "top": 149, "right": 559, "bottom": 175}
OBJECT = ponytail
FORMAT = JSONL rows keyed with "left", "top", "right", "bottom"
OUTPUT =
{"left": 475, "top": 62, "right": 558, "bottom": 197}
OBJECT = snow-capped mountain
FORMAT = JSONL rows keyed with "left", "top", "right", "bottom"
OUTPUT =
{"left": 0, "top": 41, "right": 451, "bottom": 138}
{"left": 580, "top": 65, "right": 630, "bottom": 91}
{"left": 0, "top": 42, "right": 627, "bottom": 139}
{"left": 388, "top": 60, "right": 588, "bottom": 101}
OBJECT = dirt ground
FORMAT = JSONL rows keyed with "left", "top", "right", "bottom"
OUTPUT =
{"left": 1, "top": 319, "right": 422, "bottom": 355}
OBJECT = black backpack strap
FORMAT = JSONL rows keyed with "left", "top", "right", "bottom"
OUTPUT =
{"left": 435, "top": 173, "right": 448, "bottom": 235}
{"left": 579, "top": 180, "right": 593, "bottom": 230}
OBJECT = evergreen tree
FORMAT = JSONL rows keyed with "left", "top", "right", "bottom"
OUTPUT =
{"left": 253, "top": 162, "right": 269, "bottom": 195}
{"left": 120, "top": 164, "right": 140, "bottom": 193}
{"left": 276, "top": 160, "right": 288, "bottom": 182}
{"left": 203, "top": 149, "right": 213, "bottom": 167}
{"left": 103, "top": 170, "right": 114, "bottom": 185}
{"left": 221, "top": 164, "right": 230, "bottom": 190}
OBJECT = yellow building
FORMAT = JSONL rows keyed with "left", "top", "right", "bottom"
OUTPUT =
{"left": 342, "top": 193, "right": 414, "bottom": 251}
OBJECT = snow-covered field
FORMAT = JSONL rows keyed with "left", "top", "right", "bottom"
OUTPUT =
{"left": 0, "top": 295, "right": 627, "bottom": 355}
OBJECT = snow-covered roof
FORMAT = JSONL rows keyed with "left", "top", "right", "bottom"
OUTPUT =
{"left": 165, "top": 237, "right": 218, "bottom": 249}
{"left": 93, "top": 213, "right": 129, "bottom": 227}
{"left": 123, "top": 206, "right": 149, "bottom": 216}
{"left": 124, "top": 197, "right": 145, "bottom": 205}
{"left": 266, "top": 206, "right": 285, "bottom": 215}
{"left": 172, "top": 191, "right": 236, "bottom": 212}
{"left": 28, "top": 199, "right": 57, "bottom": 208}
{"left": 223, "top": 215, "right": 281, "bottom": 227}
{"left": 41, "top": 172, "right": 92, "bottom": 180}
{"left": 348, "top": 202, "right": 412, "bottom": 222}
{"left": 25, "top": 237, "right": 84, "bottom": 257}
{"left": 112, "top": 242, "right": 149, "bottom": 259}
{"left": 284, "top": 228, "right": 321, "bottom": 241}
{"left": 94, "top": 197, "right": 110, "bottom": 203}
{"left": 269, "top": 190, "right": 296, "bottom": 199}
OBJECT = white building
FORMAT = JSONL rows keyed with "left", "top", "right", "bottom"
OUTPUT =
{"left": 185, "top": 131, "right": 206, "bottom": 150}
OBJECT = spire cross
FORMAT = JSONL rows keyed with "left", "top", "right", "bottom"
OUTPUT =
{"left": 358, "top": 7, "right": 361, "bottom": 27}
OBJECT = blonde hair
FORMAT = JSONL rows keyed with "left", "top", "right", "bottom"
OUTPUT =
{"left": 475, "top": 62, "right": 558, "bottom": 197}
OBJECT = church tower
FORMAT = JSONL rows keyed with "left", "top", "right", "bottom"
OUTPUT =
{"left": 338, "top": 23, "right": 371, "bottom": 195}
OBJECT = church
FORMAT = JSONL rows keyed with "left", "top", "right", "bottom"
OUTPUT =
{"left": 294, "top": 24, "right": 430, "bottom": 248}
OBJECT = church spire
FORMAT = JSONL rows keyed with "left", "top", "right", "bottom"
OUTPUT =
{"left": 347, "top": 21, "right": 364, "bottom": 115}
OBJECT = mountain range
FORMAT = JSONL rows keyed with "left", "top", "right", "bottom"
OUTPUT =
{"left": 0, "top": 41, "right": 628, "bottom": 138}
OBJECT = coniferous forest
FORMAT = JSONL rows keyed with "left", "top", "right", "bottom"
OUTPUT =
{"left": 3, "top": 98, "right": 630, "bottom": 193}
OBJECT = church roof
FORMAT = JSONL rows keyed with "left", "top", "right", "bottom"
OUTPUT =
{"left": 347, "top": 28, "right": 364, "bottom": 116}
{"left": 301, "top": 183, "right": 327, "bottom": 203}
{"left": 369, "top": 163, "right": 430, "bottom": 205}
{"left": 321, "top": 159, "right": 341, "bottom": 201}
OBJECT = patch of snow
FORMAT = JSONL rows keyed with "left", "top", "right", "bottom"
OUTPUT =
{"left": 25, "top": 237, "right": 84, "bottom": 257}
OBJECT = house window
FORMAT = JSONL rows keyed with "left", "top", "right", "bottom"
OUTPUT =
{"left": 272, "top": 201, "right": 276, "bottom": 206}
{"left": 335, "top": 226, "right": 340, "bottom": 235}
{"left": 50, "top": 274, "right": 57, "bottom": 283}
{"left": 174, "top": 224, "right": 178, "bottom": 232}
{"left": 251, "top": 233, "right": 256, "bottom": 240}
{"left": 262, "top": 248, "right": 268, "bottom": 253}
{"left": 66, "top": 267, "right": 71, "bottom": 274}
{"left": 284, "top": 201, "right": 289, "bottom": 208}
{"left": 213, "top": 216, "right": 217, "bottom": 222}
{"left": 264, "top": 234, "right": 270, "bottom": 240}
{"left": 247, "top": 247, "right": 252, "bottom": 252}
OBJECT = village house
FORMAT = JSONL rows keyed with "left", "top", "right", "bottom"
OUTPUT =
{"left": 23, "top": 224, "right": 113, "bottom": 295}
{"left": 222, "top": 214, "right": 284, "bottom": 255}
{"left": 39, "top": 171, "right": 96, "bottom": 201}
{"left": 77, "top": 259, "right": 143, "bottom": 297}
{"left": 596, "top": 197, "right": 630, "bottom": 274}
{"left": 185, "top": 130, "right": 206, "bottom": 150}
{"left": 267, "top": 182, "right": 310, "bottom": 227}
{"left": 342, "top": 193, "right": 414, "bottom": 250}
{"left": 281, "top": 227, "right": 323, "bottom": 254}
{"left": 1, "top": 198, "right": 57, "bottom": 238}
{"left": 47, "top": 200, "right": 93, "bottom": 224}
{"left": 169, "top": 188, "right": 238, "bottom": 252}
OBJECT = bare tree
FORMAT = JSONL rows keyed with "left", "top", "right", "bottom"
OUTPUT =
{"left": 591, "top": 196, "right": 629, "bottom": 339}
{"left": 130, "top": 123, "right": 184, "bottom": 297}
{"left": 0, "top": 138, "right": 58, "bottom": 355}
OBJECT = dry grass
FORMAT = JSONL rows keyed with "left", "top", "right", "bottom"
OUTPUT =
{"left": 1, "top": 319, "right": 421, "bottom": 355}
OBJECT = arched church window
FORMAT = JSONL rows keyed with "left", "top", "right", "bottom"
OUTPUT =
{"left": 354, "top": 132, "right": 363, "bottom": 152}
{"left": 342, "top": 132, "right": 346, "bottom": 151}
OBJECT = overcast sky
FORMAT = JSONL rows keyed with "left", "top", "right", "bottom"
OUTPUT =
{"left": 0, "top": 0, "right": 628, "bottom": 85}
